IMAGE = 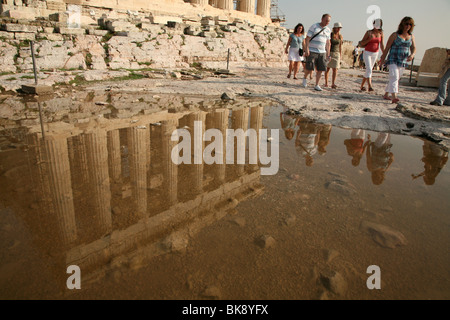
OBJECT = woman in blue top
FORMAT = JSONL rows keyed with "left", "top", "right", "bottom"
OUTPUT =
{"left": 285, "top": 23, "right": 306, "bottom": 80}
{"left": 379, "top": 17, "right": 416, "bottom": 104}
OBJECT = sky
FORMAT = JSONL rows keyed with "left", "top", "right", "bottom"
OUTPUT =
{"left": 276, "top": 0, "right": 450, "bottom": 63}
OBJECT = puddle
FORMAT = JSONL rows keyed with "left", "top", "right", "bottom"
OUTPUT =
{"left": 0, "top": 96, "right": 449, "bottom": 300}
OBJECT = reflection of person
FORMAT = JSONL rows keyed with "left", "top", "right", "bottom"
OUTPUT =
{"left": 280, "top": 110, "right": 297, "bottom": 141}
{"left": 318, "top": 124, "right": 332, "bottom": 155}
{"left": 324, "top": 22, "right": 343, "bottom": 89}
{"left": 295, "top": 118, "right": 321, "bottom": 167}
{"left": 366, "top": 133, "right": 394, "bottom": 185}
{"left": 379, "top": 17, "right": 416, "bottom": 104}
{"left": 412, "top": 140, "right": 448, "bottom": 185}
{"left": 344, "top": 129, "right": 371, "bottom": 166}
{"left": 285, "top": 23, "right": 306, "bottom": 80}
{"left": 430, "top": 49, "right": 450, "bottom": 106}
{"left": 358, "top": 19, "right": 385, "bottom": 92}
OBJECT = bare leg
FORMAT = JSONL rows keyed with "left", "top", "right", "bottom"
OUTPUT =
{"left": 293, "top": 62, "right": 300, "bottom": 79}
{"left": 315, "top": 71, "right": 323, "bottom": 87}
{"left": 332, "top": 68, "right": 337, "bottom": 88}
{"left": 324, "top": 67, "right": 330, "bottom": 87}
{"left": 368, "top": 77, "right": 374, "bottom": 91}
{"left": 361, "top": 78, "right": 367, "bottom": 90}
{"left": 288, "top": 61, "right": 293, "bottom": 77}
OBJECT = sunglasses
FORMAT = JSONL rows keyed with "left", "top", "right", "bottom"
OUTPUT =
{"left": 405, "top": 23, "right": 414, "bottom": 26}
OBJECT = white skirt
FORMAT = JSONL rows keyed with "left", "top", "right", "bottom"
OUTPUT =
{"left": 288, "top": 47, "right": 304, "bottom": 62}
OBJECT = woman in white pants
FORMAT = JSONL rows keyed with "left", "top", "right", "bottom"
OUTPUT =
{"left": 379, "top": 17, "right": 416, "bottom": 103}
{"left": 358, "top": 19, "right": 384, "bottom": 92}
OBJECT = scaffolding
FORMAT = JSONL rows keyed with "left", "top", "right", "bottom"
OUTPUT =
{"left": 270, "top": 0, "right": 286, "bottom": 25}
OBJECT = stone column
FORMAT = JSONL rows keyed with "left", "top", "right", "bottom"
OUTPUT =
{"left": 127, "top": 126, "right": 148, "bottom": 217}
{"left": 212, "top": 109, "right": 229, "bottom": 183}
{"left": 187, "top": 112, "right": 206, "bottom": 196}
{"left": 44, "top": 136, "right": 77, "bottom": 245}
{"left": 231, "top": 108, "right": 249, "bottom": 177}
{"left": 257, "top": 0, "right": 271, "bottom": 18}
{"left": 239, "top": 0, "right": 255, "bottom": 13}
{"left": 249, "top": 106, "right": 263, "bottom": 172}
{"left": 218, "top": 0, "right": 233, "bottom": 10}
{"left": 161, "top": 119, "right": 179, "bottom": 206}
{"left": 85, "top": 131, "right": 112, "bottom": 234}
{"left": 107, "top": 130, "right": 122, "bottom": 182}
{"left": 191, "top": 0, "right": 209, "bottom": 6}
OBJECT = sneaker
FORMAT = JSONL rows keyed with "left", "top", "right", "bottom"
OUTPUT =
{"left": 430, "top": 101, "right": 442, "bottom": 106}
{"left": 302, "top": 79, "right": 307, "bottom": 88}
{"left": 314, "top": 85, "right": 323, "bottom": 91}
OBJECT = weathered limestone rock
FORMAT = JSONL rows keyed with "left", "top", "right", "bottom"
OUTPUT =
{"left": 360, "top": 221, "right": 407, "bottom": 249}
{"left": 320, "top": 270, "right": 347, "bottom": 296}
{"left": 417, "top": 47, "right": 448, "bottom": 88}
{"left": 14, "top": 32, "right": 35, "bottom": 40}
{"left": 149, "top": 15, "right": 182, "bottom": 25}
{"left": 255, "top": 235, "right": 276, "bottom": 249}
{"left": 0, "top": 31, "right": 15, "bottom": 39}
{"left": 56, "top": 27, "right": 86, "bottom": 35}
{"left": 0, "top": 41, "right": 17, "bottom": 73}
{"left": 1, "top": 23, "right": 40, "bottom": 33}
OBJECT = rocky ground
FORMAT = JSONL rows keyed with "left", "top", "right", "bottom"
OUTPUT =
{"left": 1, "top": 66, "right": 449, "bottom": 149}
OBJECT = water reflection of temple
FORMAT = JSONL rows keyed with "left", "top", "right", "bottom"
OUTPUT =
{"left": 13, "top": 105, "right": 265, "bottom": 287}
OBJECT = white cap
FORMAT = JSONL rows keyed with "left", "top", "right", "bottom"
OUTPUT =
{"left": 334, "top": 22, "right": 343, "bottom": 28}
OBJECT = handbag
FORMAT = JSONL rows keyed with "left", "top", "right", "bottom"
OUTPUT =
{"left": 298, "top": 48, "right": 304, "bottom": 56}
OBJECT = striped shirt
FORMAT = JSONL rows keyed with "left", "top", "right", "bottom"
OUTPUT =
{"left": 386, "top": 35, "right": 412, "bottom": 68}
{"left": 307, "top": 23, "right": 331, "bottom": 54}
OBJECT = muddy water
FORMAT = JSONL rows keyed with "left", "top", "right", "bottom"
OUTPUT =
{"left": 0, "top": 98, "right": 448, "bottom": 300}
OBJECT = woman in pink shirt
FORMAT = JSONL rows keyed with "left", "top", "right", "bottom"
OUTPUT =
{"left": 358, "top": 19, "right": 385, "bottom": 92}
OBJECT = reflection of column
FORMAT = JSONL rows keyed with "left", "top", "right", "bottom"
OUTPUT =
{"left": 107, "top": 130, "right": 121, "bottom": 182}
{"left": 213, "top": 109, "right": 229, "bottom": 183}
{"left": 127, "top": 127, "right": 148, "bottom": 217}
{"left": 85, "top": 131, "right": 112, "bottom": 234}
{"left": 209, "top": 0, "right": 219, "bottom": 7}
{"left": 231, "top": 108, "right": 249, "bottom": 177}
{"left": 256, "top": 0, "right": 271, "bottom": 18}
{"left": 44, "top": 136, "right": 77, "bottom": 245}
{"left": 191, "top": 0, "right": 208, "bottom": 5}
{"left": 71, "top": 135, "right": 90, "bottom": 187}
{"left": 249, "top": 106, "right": 263, "bottom": 172}
{"left": 239, "top": 0, "right": 255, "bottom": 13}
{"left": 188, "top": 112, "right": 206, "bottom": 195}
{"left": 27, "top": 133, "right": 52, "bottom": 203}
{"left": 161, "top": 119, "right": 178, "bottom": 206}
{"left": 218, "top": 0, "right": 233, "bottom": 10}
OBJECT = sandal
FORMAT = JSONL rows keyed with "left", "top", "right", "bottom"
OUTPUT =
{"left": 392, "top": 98, "right": 400, "bottom": 104}
{"left": 360, "top": 87, "right": 366, "bottom": 91}
{"left": 368, "top": 87, "right": 374, "bottom": 92}
{"left": 293, "top": 77, "right": 298, "bottom": 80}
{"left": 332, "top": 85, "right": 337, "bottom": 89}
{"left": 383, "top": 95, "right": 391, "bottom": 100}
{"left": 287, "top": 74, "right": 291, "bottom": 79}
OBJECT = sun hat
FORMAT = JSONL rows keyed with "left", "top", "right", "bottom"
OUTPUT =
{"left": 334, "top": 22, "right": 343, "bottom": 28}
